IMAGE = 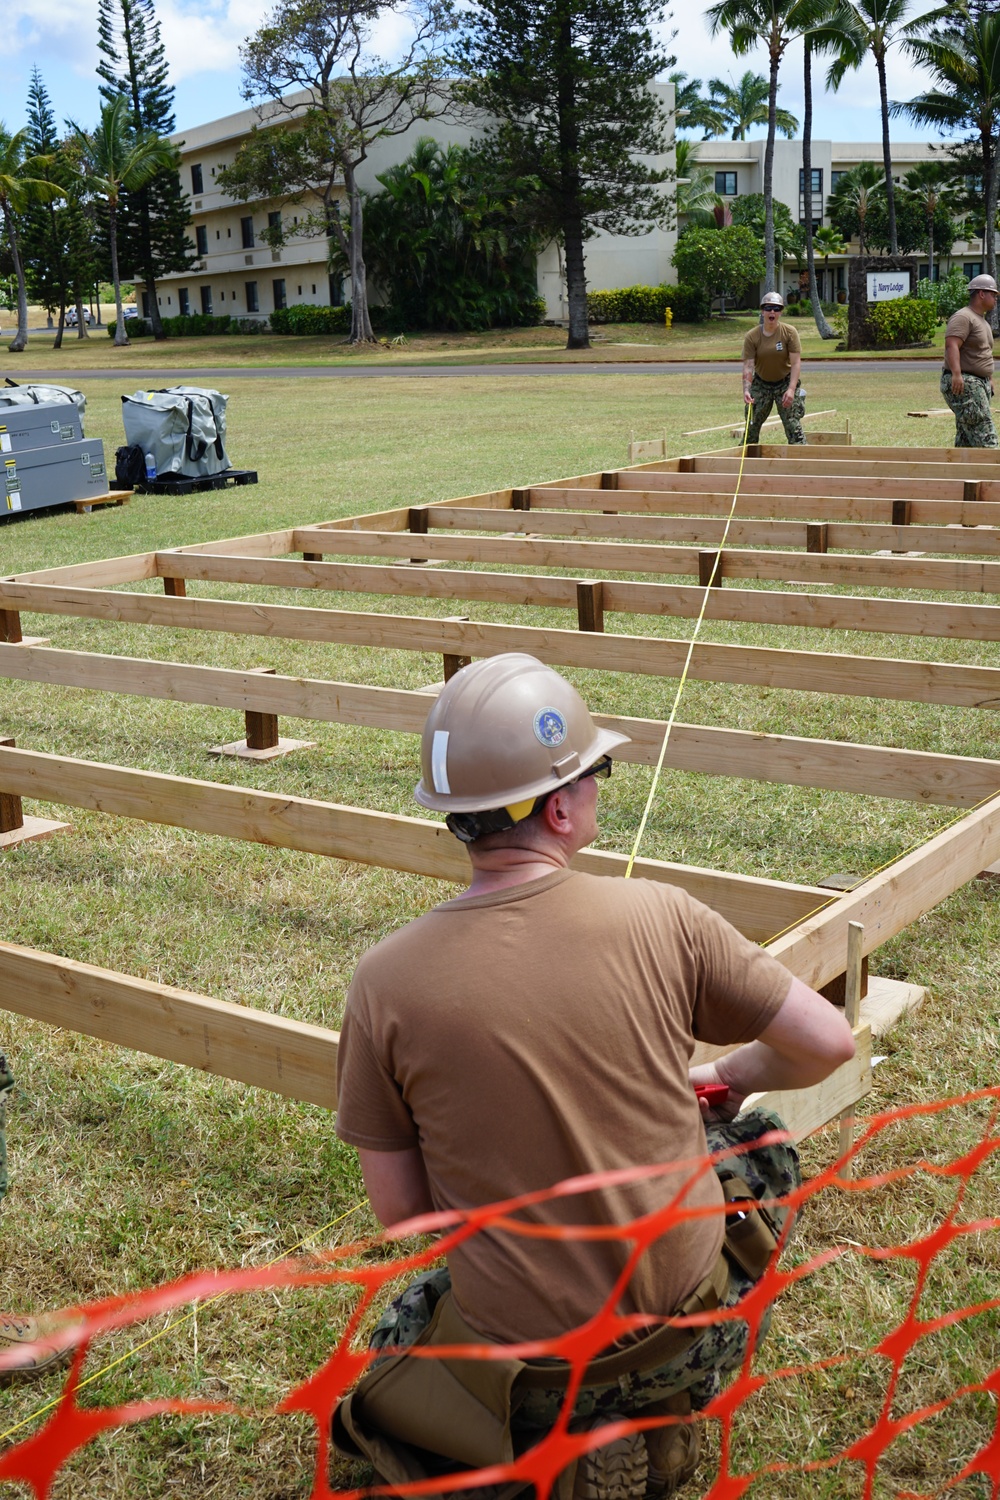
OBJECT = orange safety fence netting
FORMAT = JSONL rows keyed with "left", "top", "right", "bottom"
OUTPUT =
{"left": 2, "top": 1086, "right": 1000, "bottom": 1500}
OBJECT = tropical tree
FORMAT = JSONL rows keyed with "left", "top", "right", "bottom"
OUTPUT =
{"left": 705, "top": 0, "right": 827, "bottom": 292}
{"left": 669, "top": 71, "right": 725, "bottom": 136}
{"left": 894, "top": 2, "right": 1000, "bottom": 293}
{"left": 232, "top": 0, "right": 455, "bottom": 345}
{"left": 68, "top": 94, "right": 175, "bottom": 347}
{"left": 812, "top": 222, "right": 848, "bottom": 293}
{"left": 0, "top": 123, "right": 64, "bottom": 352}
{"left": 674, "top": 138, "right": 720, "bottom": 223}
{"left": 97, "top": 0, "right": 196, "bottom": 338}
{"left": 672, "top": 223, "right": 766, "bottom": 313}
{"left": 825, "top": 0, "right": 924, "bottom": 255}
{"left": 706, "top": 70, "right": 799, "bottom": 141}
{"left": 730, "top": 191, "right": 804, "bottom": 264}
{"left": 456, "top": 0, "right": 675, "bottom": 351}
{"left": 826, "top": 159, "right": 885, "bottom": 256}
{"left": 801, "top": 30, "right": 839, "bottom": 339}
{"left": 895, "top": 163, "right": 958, "bottom": 273}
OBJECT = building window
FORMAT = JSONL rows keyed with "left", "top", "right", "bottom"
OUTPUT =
{"left": 799, "top": 168, "right": 823, "bottom": 226}
{"left": 246, "top": 281, "right": 259, "bottom": 313}
{"left": 311, "top": 283, "right": 316, "bottom": 294}
{"left": 268, "top": 210, "right": 282, "bottom": 234}
{"left": 799, "top": 168, "right": 822, "bottom": 196}
{"left": 241, "top": 216, "right": 255, "bottom": 248}
{"left": 195, "top": 224, "right": 208, "bottom": 256}
{"left": 715, "top": 171, "right": 737, "bottom": 196}
{"left": 964, "top": 262, "right": 983, "bottom": 278}
{"left": 297, "top": 284, "right": 302, "bottom": 295}
{"left": 830, "top": 171, "right": 847, "bottom": 191}
{"left": 220, "top": 291, "right": 225, "bottom": 300}
{"left": 200, "top": 285, "right": 213, "bottom": 315}
{"left": 227, "top": 227, "right": 231, "bottom": 237}
{"left": 179, "top": 288, "right": 190, "bottom": 315}
{"left": 272, "top": 278, "right": 287, "bottom": 310}
{"left": 191, "top": 163, "right": 203, "bottom": 194}
{"left": 216, "top": 229, "right": 221, "bottom": 239}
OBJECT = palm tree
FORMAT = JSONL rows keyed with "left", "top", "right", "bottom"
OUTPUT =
{"left": 0, "top": 124, "right": 64, "bottom": 353}
{"left": 825, "top": 0, "right": 923, "bottom": 255}
{"left": 705, "top": 0, "right": 829, "bottom": 291}
{"left": 674, "top": 138, "right": 720, "bottom": 224}
{"left": 813, "top": 223, "right": 849, "bottom": 292}
{"left": 827, "top": 160, "right": 885, "bottom": 257}
{"left": 669, "top": 72, "right": 725, "bottom": 138}
{"left": 894, "top": 3, "right": 1000, "bottom": 294}
{"left": 901, "top": 160, "right": 956, "bottom": 281}
{"left": 68, "top": 95, "right": 176, "bottom": 348}
{"left": 801, "top": 29, "right": 841, "bottom": 340}
{"left": 706, "top": 71, "right": 800, "bottom": 141}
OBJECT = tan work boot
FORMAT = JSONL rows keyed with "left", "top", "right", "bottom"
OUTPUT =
{"left": 0, "top": 1312, "right": 77, "bottom": 1384}
{"left": 572, "top": 1418, "right": 648, "bottom": 1500}
{"left": 643, "top": 1392, "right": 701, "bottom": 1497}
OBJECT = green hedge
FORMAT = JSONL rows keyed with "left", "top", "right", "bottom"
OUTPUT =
{"left": 107, "top": 312, "right": 244, "bottom": 338}
{"left": 270, "top": 304, "right": 351, "bottom": 334}
{"left": 586, "top": 283, "right": 710, "bottom": 324}
{"left": 865, "top": 297, "right": 938, "bottom": 348}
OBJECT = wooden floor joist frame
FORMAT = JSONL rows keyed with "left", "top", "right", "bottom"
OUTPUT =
{"left": 5, "top": 442, "right": 1000, "bottom": 1138}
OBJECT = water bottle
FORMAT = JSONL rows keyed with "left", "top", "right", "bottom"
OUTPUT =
{"left": 144, "top": 452, "right": 157, "bottom": 481}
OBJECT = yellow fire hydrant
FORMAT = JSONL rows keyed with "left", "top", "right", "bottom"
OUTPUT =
{"left": 664, "top": 306, "right": 673, "bottom": 330}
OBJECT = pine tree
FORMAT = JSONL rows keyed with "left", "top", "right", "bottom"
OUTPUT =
{"left": 97, "top": 0, "right": 195, "bottom": 338}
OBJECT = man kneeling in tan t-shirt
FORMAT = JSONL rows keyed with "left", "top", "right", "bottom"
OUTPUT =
{"left": 333, "top": 654, "right": 854, "bottom": 1500}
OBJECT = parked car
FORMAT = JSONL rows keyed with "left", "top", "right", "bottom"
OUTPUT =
{"left": 123, "top": 306, "right": 139, "bottom": 319}
{"left": 65, "top": 307, "right": 93, "bottom": 327}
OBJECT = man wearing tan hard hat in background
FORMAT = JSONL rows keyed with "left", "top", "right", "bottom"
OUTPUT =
{"left": 333, "top": 653, "right": 853, "bottom": 1499}
{"left": 941, "top": 273, "right": 999, "bottom": 448}
{"left": 741, "top": 290, "right": 806, "bottom": 445}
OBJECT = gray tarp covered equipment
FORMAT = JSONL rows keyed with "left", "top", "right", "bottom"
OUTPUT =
{"left": 121, "top": 386, "right": 230, "bottom": 477}
{"left": 0, "top": 382, "right": 86, "bottom": 417}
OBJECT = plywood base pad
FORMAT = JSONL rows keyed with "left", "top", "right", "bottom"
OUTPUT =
{"left": 0, "top": 816, "right": 70, "bottom": 850}
{"left": 208, "top": 737, "right": 317, "bottom": 761}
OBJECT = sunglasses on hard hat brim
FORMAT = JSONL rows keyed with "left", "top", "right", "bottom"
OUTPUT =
{"left": 444, "top": 756, "right": 614, "bottom": 844}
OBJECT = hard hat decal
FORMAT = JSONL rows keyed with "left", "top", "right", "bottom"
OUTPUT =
{"left": 533, "top": 707, "right": 567, "bottom": 747}
{"left": 431, "top": 729, "right": 451, "bottom": 794}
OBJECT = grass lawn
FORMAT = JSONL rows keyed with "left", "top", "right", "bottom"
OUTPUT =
{"left": 0, "top": 368, "right": 995, "bottom": 1498}
{"left": 4, "top": 306, "right": 947, "bottom": 373}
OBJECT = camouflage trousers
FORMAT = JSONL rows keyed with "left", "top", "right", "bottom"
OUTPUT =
{"left": 746, "top": 374, "right": 806, "bottom": 445}
{"left": 0, "top": 1053, "right": 13, "bottom": 1206}
{"left": 368, "top": 1107, "right": 800, "bottom": 1424}
{"left": 940, "top": 370, "right": 999, "bottom": 448}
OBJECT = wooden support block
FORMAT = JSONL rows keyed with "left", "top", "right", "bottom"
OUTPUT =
{"left": 0, "top": 737, "right": 69, "bottom": 848}
{"left": 859, "top": 974, "right": 925, "bottom": 1036}
{"left": 510, "top": 488, "right": 531, "bottom": 510}
{"left": 0, "top": 736, "right": 22, "bottom": 835}
{"left": 163, "top": 576, "right": 186, "bottom": 598}
{"left": 73, "top": 490, "right": 131, "bottom": 514}
{"left": 891, "top": 500, "right": 912, "bottom": 527}
{"left": 302, "top": 552, "right": 322, "bottom": 562}
{"left": 816, "top": 872, "right": 861, "bottom": 892}
{"left": 806, "top": 523, "right": 828, "bottom": 554}
{"left": 408, "top": 505, "right": 429, "bottom": 565}
{"left": 678, "top": 457, "right": 696, "bottom": 473}
{"left": 838, "top": 922, "right": 865, "bottom": 1176}
{"left": 698, "top": 550, "right": 723, "bottom": 588}
{"left": 576, "top": 580, "right": 605, "bottom": 633}
{"left": 0, "top": 610, "right": 22, "bottom": 644}
{"left": 600, "top": 472, "right": 619, "bottom": 490}
{"left": 210, "top": 669, "right": 316, "bottom": 762}
{"left": 964, "top": 481, "right": 982, "bottom": 504}
{"left": 442, "top": 615, "right": 471, "bottom": 681}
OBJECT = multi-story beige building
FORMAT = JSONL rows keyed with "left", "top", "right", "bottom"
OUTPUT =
{"left": 138, "top": 87, "right": 679, "bottom": 325}
{"left": 692, "top": 137, "right": 988, "bottom": 302}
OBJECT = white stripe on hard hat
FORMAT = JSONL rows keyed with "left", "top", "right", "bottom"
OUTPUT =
{"left": 431, "top": 730, "right": 451, "bottom": 794}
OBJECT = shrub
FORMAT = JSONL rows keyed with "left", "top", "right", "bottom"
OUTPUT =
{"left": 227, "top": 316, "right": 269, "bottom": 334}
{"left": 106, "top": 317, "right": 152, "bottom": 338}
{"left": 107, "top": 313, "right": 236, "bottom": 338}
{"left": 864, "top": 296, "right": 937, "bottom": 347}
{"left": 915, "top": 268, "right": 970, "bottom": 323}
{"left": 586, "top": 282, "right": 710, "bottom": 324}
{"left": 270, "top": 304, "right": 351, "bottom": 335}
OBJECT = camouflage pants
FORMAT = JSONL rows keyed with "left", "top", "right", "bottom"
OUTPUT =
{"left": 0, "top": 1053, "right": 13, "bottom": 1206}
{"left": 940, "top": 370, "right": 999, "bottom": 448}
{"left": 746, "top": 374, "right": 806, "bottom": 445}
{"left": 368, "top": 1107, "right": 800, "bottom": 1423}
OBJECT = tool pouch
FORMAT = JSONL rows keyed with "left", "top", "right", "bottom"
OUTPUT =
{"left": 718, "top": 1173, "right": 779, "bottom": 1281}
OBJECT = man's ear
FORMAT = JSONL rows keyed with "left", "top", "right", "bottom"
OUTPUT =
{"left": 539, "top": 786, "right": 572, "bottom": 834}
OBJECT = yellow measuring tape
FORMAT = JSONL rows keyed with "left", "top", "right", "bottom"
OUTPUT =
{"left": 625, "top": 404, "right": 754, "bottom": 877}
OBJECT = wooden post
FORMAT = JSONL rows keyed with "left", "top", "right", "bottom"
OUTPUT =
{"left": 964, "top": 481, "right": 982, "bottom": 504}
{"left": 600, "top": 472, "right": 619, "bottom": 490}
{"left": 838, "top": 921, "right": 865, "bottom": 1178}
{"left": 806, "top": 523, "right": 828, "bottom": 554}
{"left": 0, "top": 610, "right": 22, "bottom": 644}
{"left": 891, "top": 500, "right": 911, "bottom": 527}
{"left": 303, "top": 552, "right": 322, "bottom": 562}
{"left": 0, "top": 738, "right": 68, "bottom": 849}
{"left": 442, "top": 616, "right": 472, "bottom": 682}
{"left": 209, "top": 668, "right": 315, "bottom": 762}
{"left": 576, "top": 581, "right": 605, "bottom": 633}
{"left": 163, "top": 577, "right": 186, "bottom": 598}
{"left": 245, "top": 669, "right": 279, "bottom": 752}
{"left": 0, "top": 739, "right": 23, "bottom": 835}
{"left": 408, "top": 506, "right": 429, "bottom": 565}
{"left": 511, "top": 488, "right": 531, "bottom": 510}
{"left": 698, "top": 550, "right": 724, "bottom": 588}
{"left": 678, "top": 457, "right": 696, "bottom": 473}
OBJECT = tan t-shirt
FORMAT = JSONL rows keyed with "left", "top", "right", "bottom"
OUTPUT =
{"left": 742, "top": 321, "right": 801, "bottom": 382}
{"left": 336, "top": 870, "right": 790, "bottom": 1344}
{"left": 944, "top": 306, "right": 995, "bottom": 377}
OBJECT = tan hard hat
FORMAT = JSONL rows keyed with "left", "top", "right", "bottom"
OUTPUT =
{"left": 760, "top": 291, "right": 784, "bottom": 308}
{"left": 968, "top": 273, "right": 999, "bottom": 293}
{"left": 415, "top": 654, "right": 630, "bottom": 818}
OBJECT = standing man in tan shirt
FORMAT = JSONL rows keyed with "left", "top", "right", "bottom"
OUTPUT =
{"left": 941, "top": 273, "right": 998, "bottom": 448}
{"left": 741, "top": 290, "right": 805, "bottom": 444}
{"left": 333, "top": 654, "right": 854, "bottom": 1500}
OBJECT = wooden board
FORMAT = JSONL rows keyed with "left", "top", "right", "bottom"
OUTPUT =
{"left": 530, "top": 486, "right": 1000, "bottom": 527}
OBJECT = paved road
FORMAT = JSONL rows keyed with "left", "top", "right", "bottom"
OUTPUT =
{"left": 5, "top": 359, "right": 941, "bottom": 381}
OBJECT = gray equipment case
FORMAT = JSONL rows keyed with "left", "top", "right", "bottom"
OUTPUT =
{"left": 3, "top": 440, "right": 107, "bottom": 516}
{"left": 121, "top": 386, "right": 230, "bottom": 478}
{"left": 0, "top": 383, "right": 87, "bottom": 417}
{"left": 0, "top": 401, "right": 85, "bottom": 456}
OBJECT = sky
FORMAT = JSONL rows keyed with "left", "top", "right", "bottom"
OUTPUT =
{"left": 4, "top": 0, "right": 960, "bottom": 150}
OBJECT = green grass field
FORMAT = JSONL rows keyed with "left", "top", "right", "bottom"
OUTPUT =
{"left": 0, "top": 368, "right": 996, "bottom": 1499}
